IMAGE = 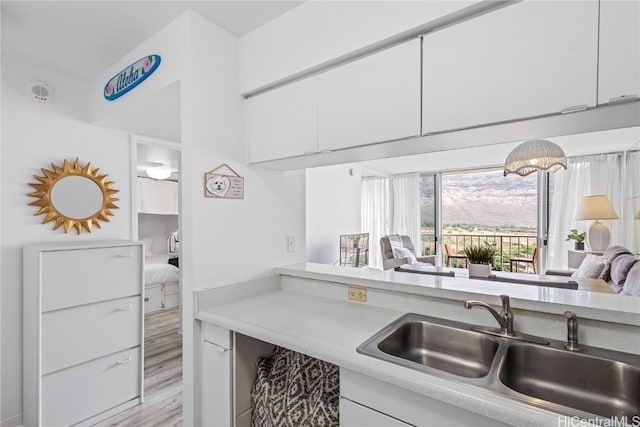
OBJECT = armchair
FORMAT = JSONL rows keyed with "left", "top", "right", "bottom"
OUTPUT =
{"left": 380, "top": 234, "right": 436, "bottom": 270}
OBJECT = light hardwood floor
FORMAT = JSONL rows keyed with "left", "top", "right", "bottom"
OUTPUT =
{"left": 94, "top": 307, "right": 183, "bottom": 427}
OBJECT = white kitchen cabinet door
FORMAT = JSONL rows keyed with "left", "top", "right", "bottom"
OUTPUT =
{"left": 247, "top": 77, "right": 318, "bottom": 163}
{"left": 318, "top": 39, "right": 421, "bottom": 151}
{"left": 598, "top": 0, "right": 640, "bottom": 105}
{"left": 341, "top": 369, "right": 509, "bottom": 427}
{"left": 422, "top": 0, "right": 599, "bottom": 133}
{"left": 340, "top": 398, "right": 411, "bottom": 426}
{"left": 200, "top": 326, "right": 233, "bottom": 427}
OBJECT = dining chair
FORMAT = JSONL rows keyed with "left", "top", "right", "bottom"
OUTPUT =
{"left": 445, "top": 243, "right": 468, "bottom": 268}
{"left": 510, "top": 247, "right": 538, "bottom": 273}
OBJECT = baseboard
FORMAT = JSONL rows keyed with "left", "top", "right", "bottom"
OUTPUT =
{"left": 1, "top": 412, "right": 22, "bottom": 427}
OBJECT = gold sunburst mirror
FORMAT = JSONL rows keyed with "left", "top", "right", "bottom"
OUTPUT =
{"left": 28, "top": 158, "right": 119, "bottom": 234}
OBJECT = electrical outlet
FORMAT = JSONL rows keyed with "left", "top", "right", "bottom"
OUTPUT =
{"left": 287, "top": 235, "right": 295, "bottom": 253}
{"left": 348, "top": 287, "right": 367, "bottom": 302}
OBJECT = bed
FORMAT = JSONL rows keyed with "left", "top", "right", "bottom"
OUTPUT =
{"left": 144, "top": 255, "right": 180, "bottom": 313}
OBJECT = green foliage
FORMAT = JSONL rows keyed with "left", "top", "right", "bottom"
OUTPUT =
{"left": 565, "top": 229, "right": 585, "bottom": 243}
{"left": 464, "top": 243, "right": 496, "bottom": 265}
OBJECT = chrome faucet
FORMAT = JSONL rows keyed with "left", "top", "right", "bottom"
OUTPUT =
{"left": 464, "top": 295, "right": 514, "bottom": 336}
{"left": 564, "top": 311, "right": 581, "bottom": 352}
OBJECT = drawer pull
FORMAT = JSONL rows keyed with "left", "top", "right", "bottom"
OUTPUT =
{"left": 206, "top": 341, "right": 230, "bottom": 353}
{"left": 115, "top": 304, "right": 133, "bottom": 311}
{"left": 115, "top": 252, "right": 135, "bottom": 257}
{"left": 116, "top": 357, "right": 133, "bottom": 365}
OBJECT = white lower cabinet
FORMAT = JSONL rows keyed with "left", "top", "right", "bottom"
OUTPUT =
{"left": 340, "top": 369, "right": 509, "bottom": 427}
{"left": 41, "top": 296, "right": 141, "bottom": 374}
{"left": 340, "top": 398, "right": 410, "bottom": 426}
{"left": 23, "top": 241, "right": 144, "bottom": 426}
{"left": 42, "top": 348, "right": 141, "bottom": 426}
{"left": 200, "top": 324, "right": 233, "bottom": 426}
{"left": 199, "top": 326, "right": 275, "bottom": 427}
{"left": 145, "top": 284, "right": 164, "bottom": 313}
{"left": 144, "top": 283, "right": 179, "bottom": 313}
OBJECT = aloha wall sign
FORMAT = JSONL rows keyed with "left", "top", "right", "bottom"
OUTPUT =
{"left": 103, "top": 54, "right": 161, "bottom": 101}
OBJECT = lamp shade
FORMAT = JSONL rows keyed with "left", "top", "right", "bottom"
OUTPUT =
{"left": 575, "top": 195, "right": 619, "bottom": 220}
{"left": 146, "top": 165, "right": 171, "bottom": 180}
{"left": 503, "top": 139, "right": 567, "bottom": 177}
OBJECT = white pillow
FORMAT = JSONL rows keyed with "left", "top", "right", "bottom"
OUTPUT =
{"left": 392, "top": 246, "right": 417, "bottom": 264}
{"left": 571, "top": 254, "right": 607, "bottom": 279}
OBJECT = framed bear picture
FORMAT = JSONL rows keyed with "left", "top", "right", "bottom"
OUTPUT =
{"left": 204, "top": 164, "right": 244, "bottom": 199}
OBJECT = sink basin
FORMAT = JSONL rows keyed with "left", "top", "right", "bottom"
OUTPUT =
{"left": 357, "top": 314, "right": 499, "bottom": 378}
{"left": 498, "top": 344, "right": 640, "bottom": 419}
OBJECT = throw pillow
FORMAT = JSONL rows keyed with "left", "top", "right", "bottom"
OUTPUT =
{"left": 602, "top": 246, "right": 634, "bottom": 281}
{"left": 620, "top": 261, "right": 640, "bottom": 296}
{"left": 392, "top": 246, "right": 417, "bottom": 264}
{"left": 571, "top": 254, "right": 606, "bottom": 279}
{"left": 610, "top": 254, "right": 639, "bottom": 286}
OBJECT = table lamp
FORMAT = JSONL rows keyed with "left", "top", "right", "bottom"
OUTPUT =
{"left": 575, "top": 195, "right": 619, "bottom": 252}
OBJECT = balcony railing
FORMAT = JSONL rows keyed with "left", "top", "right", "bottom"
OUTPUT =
{"left": 421, "top": 233, "right": 537, "bottom": 273}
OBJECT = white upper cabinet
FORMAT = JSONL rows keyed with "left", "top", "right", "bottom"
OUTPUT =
{"left": 598, "top": 0, "right": 640, "bottom": 105}
{"left": 422, "top": 1, "right": 599, "bottom": 133}
{"left": 318, "top": 39, "right": 421, "bottom": 151}
{"left": 247, "top": 77, "right": 318, "bottom": 163}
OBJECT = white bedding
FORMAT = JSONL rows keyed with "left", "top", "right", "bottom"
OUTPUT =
{"left": 145, "top": 255, "right": 179, "bottom": 285}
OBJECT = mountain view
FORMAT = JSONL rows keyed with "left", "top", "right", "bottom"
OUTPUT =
{"left": 421, "top": 169, "right": 537, "bottom": 234}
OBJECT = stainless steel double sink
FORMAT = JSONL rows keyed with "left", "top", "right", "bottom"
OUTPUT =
{"left": 357, "top": 313, "right": 640, "bottom": 421}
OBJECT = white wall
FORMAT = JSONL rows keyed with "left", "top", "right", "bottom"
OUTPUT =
{"left": 84, "top": 11, "right": 307, "bottom": 425}
{"left": 181, "top": 12, "right": 307, "bottom": 424}
{"left": 90, "top": 14, "right": 189, "bottom": 125}
{"left": 306, "top": 164, "right": 361, "bottom": 265}
{"left": 238, "top": 0, "right": 473, "bottom": 93}
{"left": 0, "top": 57, "right": 131, "bottom": 425}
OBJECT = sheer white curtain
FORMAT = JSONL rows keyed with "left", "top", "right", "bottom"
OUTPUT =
{"left": 548, "top": 153, "right": 624, "bottom": 269}
{"left": 361, "top": 177, "right": 390, "bottom": 269}
{"left": 391, "top": 173, "right": 422, "bottom": 256}
{"left": 626, "top": 151, "right": 640, "bottom": 253}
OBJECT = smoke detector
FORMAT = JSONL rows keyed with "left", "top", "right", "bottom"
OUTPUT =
{"left": 27, "top": 81, "right": 52, "bottom": 103}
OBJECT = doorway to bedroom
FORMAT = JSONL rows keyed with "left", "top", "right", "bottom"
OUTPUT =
{"left": 128, "top": 135, "right": 183, "bottom": 425}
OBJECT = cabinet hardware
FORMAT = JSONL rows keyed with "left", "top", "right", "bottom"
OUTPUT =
{"left": 115, "top": 304, "right": 133, "bottom": 311}
{"left": 561, "top": 104, "right": 588, "bottom": 114}
{"left": 609, "top": 94, "right": 639, "bottom": 104}
{"left": 116, "top": 357, "right": 133, "bottom": 365}
{"left": 205, "top": 341, "right": 230, "bottom": 353}
{"left": 115, "top": 252, "right": 135, "bottom": 257}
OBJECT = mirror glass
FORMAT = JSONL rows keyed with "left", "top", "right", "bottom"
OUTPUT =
{"left": 51, "top": 176, "right": 104, "bottom": 219}
{"left": 27, "top": 158, "right": 119, "bottom": 234}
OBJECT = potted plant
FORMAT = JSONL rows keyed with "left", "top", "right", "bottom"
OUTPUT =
{"left": 566, "top": 229, "right": 586, "bottom": 250}
{"left": 464, "top": 244, "right": 496, "bottom": 278}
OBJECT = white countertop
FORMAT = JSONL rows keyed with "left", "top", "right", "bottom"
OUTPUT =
{"left": 195, "top": 263, "right": 640, "bottom": 426}
{"left": 276, "top": 263, "right": 640, "bottom": 325}
{"left": 197, "top": 287, "right": 581, "bottom": 426}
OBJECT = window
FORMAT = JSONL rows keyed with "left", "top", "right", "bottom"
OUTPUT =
{"left": 436, "top": 169, "right": 537, "bottom": 271}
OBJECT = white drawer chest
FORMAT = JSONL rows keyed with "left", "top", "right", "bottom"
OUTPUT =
{"left": 23, "top": 240, "right": 144, "bottom": 426}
